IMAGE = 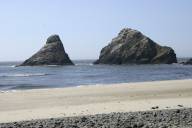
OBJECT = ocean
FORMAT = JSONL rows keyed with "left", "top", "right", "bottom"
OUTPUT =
{"left": 0, "top": 59, "right": 192, "bottom": 91}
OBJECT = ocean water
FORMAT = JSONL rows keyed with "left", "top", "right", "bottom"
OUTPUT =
{"left": 0, "top": 60, "right": 192, "bottom": 91}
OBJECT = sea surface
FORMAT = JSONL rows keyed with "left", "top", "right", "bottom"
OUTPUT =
{"left": 0, "top": 59, "right": 192, "bottom": 91}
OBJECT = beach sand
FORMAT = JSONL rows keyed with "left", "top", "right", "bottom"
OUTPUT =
{"left": 0, "top": 79, "right": 192, "bottom": 123}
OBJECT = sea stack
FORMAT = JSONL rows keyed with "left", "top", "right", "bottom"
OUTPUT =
{"left": 94, "top": 28, "right": 177, "bottom": 64}
{"left": 183, "top": 58, "right": 192, "bottom": 65}
{"left": 20, "top": 35, "right": 74, "bottom": 66}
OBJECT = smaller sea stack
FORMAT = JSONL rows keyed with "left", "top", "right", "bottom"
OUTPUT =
{"left": 20, "top": 35, "right": 74, "bottom": 66}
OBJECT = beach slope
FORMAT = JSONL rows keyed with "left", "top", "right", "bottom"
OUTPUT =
{"left": 0, "top": 79, "right": 192, "bottom": 123}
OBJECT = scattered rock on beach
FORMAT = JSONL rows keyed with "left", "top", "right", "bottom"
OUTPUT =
{"left": 94, "top": 28, "right": 177, "bottom": 64}
{"left": 1, "top": 108, "right": 192, "bottom": 128}
{"left": 178, "top": 104, "right": 184, "bottom": 107}
{"left": 20, "top": 35, "right": 74, "bottom": 66}
{"left": 151, "top": 106, "right": 159, "bottom": 110}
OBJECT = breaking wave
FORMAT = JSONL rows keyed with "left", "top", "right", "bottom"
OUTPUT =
{"left": 0, "top": 73, "right": 49, "bottom": 77}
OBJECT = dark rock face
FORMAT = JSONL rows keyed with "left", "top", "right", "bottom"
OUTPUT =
{"left": 94, "top": 28, "right": 177, "bottom": 64}
{"left": 20, "top": 35, "right": 74, "bottom": 66}
{"left": 183, "top": 58, "right": 192, "bottom": 65}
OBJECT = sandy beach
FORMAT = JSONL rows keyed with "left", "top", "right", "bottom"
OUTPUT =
{"left": 1, "top": 79, "right": 192, "bottom": 123}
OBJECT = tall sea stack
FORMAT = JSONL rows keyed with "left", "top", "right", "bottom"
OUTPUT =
{"left": 94, "top": 28, "right": 177, "bottom": 64}
{"left": 20, "top": 35, "right": 74, "bottom": 66}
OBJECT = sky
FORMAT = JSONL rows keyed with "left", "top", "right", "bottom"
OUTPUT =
{"left": 0, "top": 0, "right": 191, "bottom": 61}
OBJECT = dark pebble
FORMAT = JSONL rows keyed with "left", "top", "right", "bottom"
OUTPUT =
{"left": 0, "top": 108, "right": 192, "bottom": 128}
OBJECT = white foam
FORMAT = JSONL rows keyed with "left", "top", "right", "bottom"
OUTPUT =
{"left": 76, "top": 85, "right": 86, "bottom": 88}
{"left": 47, "top": 65, "right": 59, "bottom": 67}
{"left": 0, "top": 90, "right": 17, "bottom": 93}
{"left": 76, "top": 84, "right": 103, "bottom": 88}
{"left": 11, "top": 65, "right": 16, "bottom": 68}
{"left": 0, "top": 65, "right": 16, "bottom": 68}
{"left": 75, "top": 63, "right": 93, "bottom": 66}
{"left": 0, "top": 73, "right": 48, "bottom": 77}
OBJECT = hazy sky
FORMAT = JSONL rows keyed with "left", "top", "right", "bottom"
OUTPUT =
{"left": 0, "top": 0, "right": 191, "bottom": 61}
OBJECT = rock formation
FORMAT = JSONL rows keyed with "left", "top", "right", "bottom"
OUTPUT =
{"left": 94, "top": 28, "right": 177, "bottom": 64}
{"left": 183, "top": 58, "right": 192, "bottom": 65}
{"left": 20, "top": 35, "right": 74, "bottom": 66}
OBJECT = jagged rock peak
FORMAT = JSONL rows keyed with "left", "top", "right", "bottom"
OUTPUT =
{"left": 19, "top": 35, "right": 74, "bottom": 66}
{"left": 46, "top": 34, "right": 61, "bottom": 44}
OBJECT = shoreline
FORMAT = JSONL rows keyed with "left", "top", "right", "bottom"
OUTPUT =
{"left": 0, "top": 79, "right": 192, "bottom": 123}
{"left": 1, "top": 78, "right": 192, "bottom": 92}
